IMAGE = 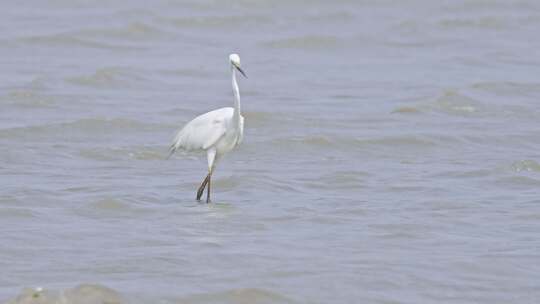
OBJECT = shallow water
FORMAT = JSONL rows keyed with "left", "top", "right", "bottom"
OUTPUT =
{"left": 1, "top": 0, "right": 540, "bottom": 303}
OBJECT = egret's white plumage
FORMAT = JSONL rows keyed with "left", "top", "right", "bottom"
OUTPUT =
{"left": 168, "top": 54, "right": 247, "bottom": 203}
{"left": 170, "top": 107, "right": 244, "bottom": 153}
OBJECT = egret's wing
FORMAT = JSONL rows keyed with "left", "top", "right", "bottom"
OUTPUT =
{"left": 168, "top": 107, "right": 233, "bottom": 157}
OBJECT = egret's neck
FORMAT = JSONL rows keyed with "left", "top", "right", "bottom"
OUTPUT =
{"left": 231, "top": 67, "right": 241, "bottom": 127}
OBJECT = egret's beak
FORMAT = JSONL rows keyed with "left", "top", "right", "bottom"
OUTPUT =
{"left": 235, "top": 66, "right": 247, "bottom": 78}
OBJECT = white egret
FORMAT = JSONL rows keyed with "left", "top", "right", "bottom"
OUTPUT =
{"left": 168, "top": 54, "right": 247, "bottom": 203}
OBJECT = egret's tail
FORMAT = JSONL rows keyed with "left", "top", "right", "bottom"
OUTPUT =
{"left": 166, "top": 145, "right": 177, "bottom": 160}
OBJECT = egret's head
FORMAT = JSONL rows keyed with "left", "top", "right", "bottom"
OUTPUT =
{"left": 229, "top": 53, "right": 247, "bottom": 78}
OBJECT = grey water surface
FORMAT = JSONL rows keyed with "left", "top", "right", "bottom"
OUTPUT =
{"left": 1, "top": 0, "right": 540, "bottom": 303}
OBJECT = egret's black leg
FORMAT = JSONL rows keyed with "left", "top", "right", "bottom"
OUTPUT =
{"left": 206, "top": 173, "right": 212, "bottom": 203}
{"left": 196, "top": 173, "right": 210, "bottom": 201}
